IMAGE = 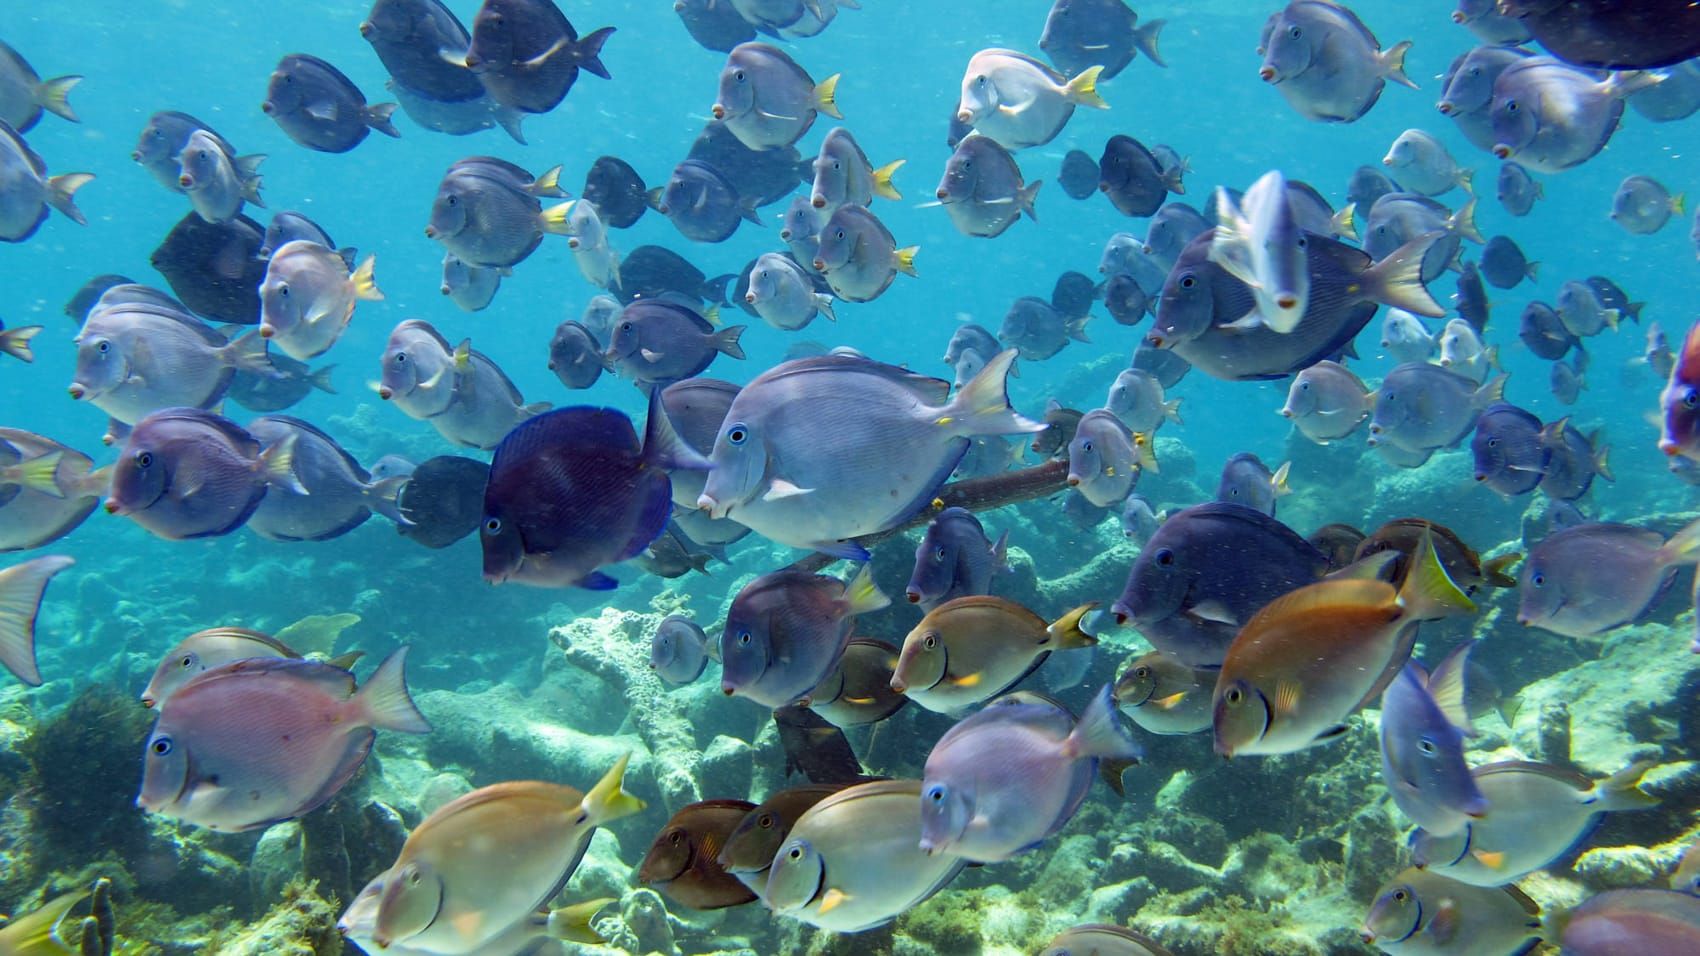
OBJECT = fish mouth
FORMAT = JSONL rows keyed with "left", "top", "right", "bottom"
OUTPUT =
{"left": 904, "top": 590, "right": 922, "bottom": 604}
{"left": 1066, "top": 474, "right": 1082, "bottom": 486}
{"left": 424, "top": 225, "right": 438, "bottom": 239}
{"left": 745, "top": 293, "right": 756, "bottom": 304}
{"left": 103, "top": 499, "right": 124, "bottom": 515}
{"left": 811, "top": 196, "right": 827, "bottom": 209}
{"left": 1492, "top": 145, "right": 1512, "bottom": 159}
{"left": 67, "top": 383, "right": 86, "bottom": 400}
{"left": 261, "top": 101, "right": 275, "bottom": 114}
{"left": 711, "top": 104, "right": 726, "bottom": 120}
{"left": 812, "top": 258, "right": 827, "bottom": 271}
{"left": 358, "top": 20, "right": 374, "bottom": 37}
{"left": 259, "top": 324, "right": 276, "bottom": 339}
{"left": 1276, "top": 294, "right": 1298, "bottom": 310}
{"left": 955, "top": 109, "right": 972, "bottom": 124}
{"left": 721, "top": 684, "right": 736, "bottom": 697}
{"left": 1437, "top": 102, "right": 1455, "bottom": 116}
{"left": 178, "top": 173, "right": 194, "bottom": 188}
{"left": 1659, "top": 439, "right": 1681, "bottom": 456}
{"left": 377, "top": 386, "right": 393, "bottom": 400}
{"left": 1258, "top": 66, "right": 1277, "bottom": 82}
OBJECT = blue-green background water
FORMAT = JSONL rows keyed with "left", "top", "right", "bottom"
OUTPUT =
{"left": 3, "top": 0, "right": 1700, "bottom": 952}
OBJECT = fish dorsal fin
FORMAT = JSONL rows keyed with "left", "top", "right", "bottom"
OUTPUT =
{"left": 189, "top": 626, "right": 298, "bottom": 657}
{"left": 1425, "top": 640, "right": 1477, "bottom": 736}
{"left": 762, "top": 354, "right": 951, "bottom": 406}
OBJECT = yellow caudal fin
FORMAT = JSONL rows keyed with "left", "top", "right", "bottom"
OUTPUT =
{"left": 0, "top": 890, "right": 88, "bottom": 951}
{"left": 583, "top": 752, "right": 646, "bottom": 826}
{"left": 545, "top": 898, "right": 616, "bottom": 944}
{"left": 871, "top": 159, "right": 904, "bottom": 200}
{"left": 1595, "top": 761, "right": 1660, "bottom": 812}
{"left": 0, "top": 324, "right": 41, "bottom": 363}
{"left": 0, "top": 555, "right": 73, "bottom": 687}
{"left": 1396, "top": 530, "right": 1476, "bottom": 621}
{"left": 1659, "top": 515, "right": 1700, "bottom": 567}
{"left": 843, "top": 562, "right": 891, "bottom": 617}
{"left": 1270, "top": 460, "right": 1292, "bottom": 498}
{"left": 894, "top": 245, "right": 919, "bottom": 277}
{"left": 350, "top": 255, "right": 384, "bottom": 302}
{"left": 356, "top": 647, "right": 432, "bottom": 734}
{"left": 36, "top": 74, "right": 81, "bottom": 122}
{"left": 532, "top": 164, "right": 565, "bottom": 198}
{"left": 1331, "top": 202, "right": 1358, "bottom": 241}
{"left": 1066, "top": 65, "right": 1107, "bottom": 109}
{"left": 1673, "top": 193, "right": 1688, "bottom": 216}
{"left": 45, "top": 172, "right": 92, "bottom": 225}
{"left": 1047, "top": 603, "right": 1100, "bottom": 649}
{"left": 541, "top": 200, "right": 574, "bottom": 235}
{"left": 1456, "top": 167, "right": 1475, "bottom": 196}
{"left": 814, "top": 74, "right": 843, "bottom": 120}
{"left": 7, "top": 451, "right": 65, "bottom": 496}
{"left": 259, "top": 431, "right": 307, "bottom": 495}
{"left": 1450, "top": 195, "right": 1484, "bottom": 244}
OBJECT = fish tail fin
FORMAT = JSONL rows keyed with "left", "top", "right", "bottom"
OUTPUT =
{"left": 1525, "top": 260, "right": 1540, "bottom": 281}
{"left": 1456, "top": 166, "right": 1475, "bottom": 196}
{"left": 1062, "top": 684, "right": 1142, "bottom": 762}
{"left": 871, "top": 159, "right": 904, "bottom": 200}
{"left": 814, "top": 293, "right": 837, "bottom": 322}
{"left": 1048, "top": 602, "right": 1100, "bottom": 650}
{"left": 8, "top": 450, "right": 65, "bottom": 496}
{"left": 1019, "top": 179, "right": 1042, "bottom": 221}
{"left": 532, "top": 165, "right": 566, "bottom": 198}
{"left": 355, "top": 647, "right": 431, "bottom": 733}
{"left": 540, "top": 200, "right": 575, "bottom": 235}
{"left": 44, "top": 172, "right": 92, "bottom": 225}
{"left": 496, "top": 107, "right": 527, "bottom": 145}
{"left": 1065, "top": 313, "right": 1090, "bottom": 343}
{"left": 1482, "top": 551, "right": 1522, "bottom": 589}
{"left": 0, "top": 324, "right": 42, "bottom": 362}
{"left": 0, "top": 555, "right": 74, "bottom": 686}
{"left": 1606, "top": 69, "right": 1663, "bottom": 99}
{"left": 544, "top": 899, "right": 615, "bottom": 944}
{"left": 894, "top": 245, "right": 919, "bottom": 276}
{"left": 238, "top": 165, "right": 266, "bottom": 208}
{"left": 642, "top": 387, "right": 712, "bottom": 471}
{"left": 1331, "top": 202, "right": 1358, "bottom": 241}
{"left": 583, "top": 752, "right": 647, "bottom": 826}
{"left": 1397, "top": 530, "right": 1476, "bottom": 620}
{"left": 1658, "top": 515, "right": 1700, "bottom": 566}
{"left": 1673, "top": 193, "right": 1688, "bottom": 216}
{"left": 990, "top": 530, "right": 1011, "bottom": 574}
{"left": 221, "top": 329, "right": 275, "bottom": 375}
{"left": 1270, "top": 460, "right": 1292, "bottom": 497}
{"left": 573, "top": 26, "right": 616, "bottom": 81}
{"left": 1595, "top": 761, "right": 1660, "bottom": 811}
{"left": 843, "top": 562, "right": 891, "bottom": 616}
{"left": 1450, "top": 196, "right": 1484, "bottom": 244}
{"left": 1361, "top": 231, "right": 1444, "bottom": 317}
{"left": 308, "top": 364, "right": 338, "bottom": 394}
{"left": 1381, "top": 39, "right": 1417, "bottom": 90}
{"left": 257, "top": 431, "right": 307, "bottom": 495}
{"left": 1474, "top": 372, "right": 1508, "bottom": 407}
{"left": 739, "top": 197, "right": 763, "bottom": 226}
{"left": 1065, "top": 65, "right": 1108, "bottom": 109}
{"left": 1163, "top": 397, "right": 1183, "bottom": 425}
{"left": 365, "top": 101, "right": 401, "bottom": 138}
{"left": 643, "top": 186, "right": 665, "bottom": 213}
{"left": 366, "top": 475, "right": 411, "bottom": 526}
{"left": 1591, "top": 436, "right": 1614, "bottom": 483}
{"left": 814, "top": 73, "right": 843, "bottom": 120}
{"left": 1133, "top": 19, "right": 1166, "bottom": 68}
{"left": 937, "top": 348, "right": 1045, "bottom": 436}
{"left": 712, "top": 324, "right": 746, "bottom": 360}
{"left": 35, "top": 74, "right": 81, "bottom": 122}
{"left": 351, "top": 255, "right": 383, "bottom": 302}
{"left": 325, "top": 650, "right": 366, "bottom": 671}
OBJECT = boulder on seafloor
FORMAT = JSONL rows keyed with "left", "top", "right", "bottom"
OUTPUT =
{"left": 209, "top": 879, "right": 340, "bottom": 956}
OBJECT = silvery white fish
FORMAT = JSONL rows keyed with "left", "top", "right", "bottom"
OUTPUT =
{"left": 604, "top": 298, "right": 746, "bottom": 386}
{"left": 1104, "top": 369, "right": 1181, "bottom": 435}
{"left": 378, "top": 319, "right": 547, "bottom": 450}
{"left": 246, "top": 416, "right": 406, "bottom": 542}
{"left": 440, "top": 252, "right": 502, "bottom": 312}
{"left": 810, "top": 127, "right": 902, "bottom": 213}
{"left": 1114, "top": 650, "right": 1213, "bottom": 736}
{"left": 0, "top": 119, "right": 90, "bottom": 242}
{"left": 1489, "top": 57, "right": 1660, "bottom": 172}
{"left": 1040, "top": 924, "right": 1175, "bottom": 956}
{"left": 720, "top": 564, "right": 888, "bottom": 708}
{"left": 919, "top": 687, "right": 1139, "bottom": 861}
{"left": 904, "top": 506, "right": 1007, "bottom": 611}
{"left": 139, "top": 623, "right": 363, "bottom": 711}
{"left": 131, "top": 111, "right": 245, "bottom": 195}
{"left": 956, "top": 48, "right": 1106, "bottom": 150}
{"left": 935, "top": 133, "right": 1040, "bottom": 239}
{"left": 1367, "top": 363, "right": 1506, "bottom": 453}
{"left": 1214, "top": 452, "right": 1290, "bottom": 517}
{"left": 651, "top": 614, "right": 711, "bottom": 686}
{"left": 1208, "top": 171, "right": 1308, "bottom": 333}
{"left": 260, "top": 210, "right": 339, "bottom": 258}
{"left": 1382, "top": 129, "right": 1472, "bottom": 197}
{"left": 1379, "top": 643, "right": 1488, "bottom": 837}
{"left": 562, "top": 199, "right": 619, "bottom": 288}
{"left": 764, "top": 779, "right": 966, "bottom": 933}
{"left": 177, "top": 129, "right": 263, "bottom": 224}
{"left": 711, "top": 42, "right": 840, "bottom": 150}
{"left": 258, "top": 240, "right": 382, "bottom": 360}
{"left": 70, "top": 292, "right": 273, "bottom": 425}
{"left": 1120, "top": 493, "right": 1163, "bottom": 544}
{"left": 1555, "top": 278, "right": 1618, "bottom": 338}
{"left": 1409, "top": 761, "right": 1656, "bottom": 885}
{"left": 1067, "top": 409, "right": 1153, "bottom": 507}
{"left": 696, "top": 350, "right": 1040, "bottom": 558}
{"left": 105, "top": 407, "right": 301, "bottom": 540}
{"left": 0, "top": 40, "right": 78, "bottom": 133}
{"left": 1611, "top": 174, "right": 1685, "bottom": 235}
{"left": 779, "top": 195, "right": 823, "bottom": 268}
{"left": 745, "top": 252, "right": 835, "bottom": 331}
{"left": 813, "top": 204, "right": 917, "bottom": 302}
{"left": 1437, "top": 317, "right": 1496, "bottom": 384}
{"left": 137, "top": 648, "right": 430, "bottom": 831}
{"left": 1496, "top": 160, "right": 1542, "bottom": 216}
{"left": 1437, "top": 45, "right": 1531, "bottom": 152}
{"left": 1281, "top": 360, "right": 1373, "bottom": 444}
{"left": 1257, "top": 0, "right": 1414, "bottom": 123}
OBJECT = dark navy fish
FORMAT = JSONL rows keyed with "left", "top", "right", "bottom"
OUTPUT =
{"left": 1347, "top": 164, "right": 1400, "bottom": 211}
{"left": 360, "top": 0, "right": 527, "bottom": 143}
{"left": 905, "top": 506, "right": 1007, "bottom": 611}
{"left": 1031, "top": 400, "right": 1082, "bottom": 459}
{"left": 773, "top": 705, "right": 864, "bottom": 785}
{"left": 582, "top": 155, "right": 647, "bottom": 229}
{"left": 395, "top": 455, "right": 490, "bottom": 549}
{"left": 1131, "top": 342, "right": 1190, "bottom": 388}
{"left": 1496, "top": 161, "right": 1542, "bottom": 216}
{"left": 1454, "top": 260, "right": 1490, "bottom": 333}
{"left": 999, "top": 296, "right": 1087, "bottom": 361}
{"left": 687, "top": 122, "right": 812, "bottom": 210}
{"left": 675, "top": 0, "right": 756, "bottom": 53}
{"left": 650, "top": 159, "right": 760, "bottom": 244}
{"left": 1506, "top": 0, "right": 1700, "bottom": 70}
{"left": 1112, "top": 501, "right": 1329, "bottom": 667}
{"left": 1586, "top": 275, "right": 1643, "bottom": 324}
{"left": 1517, "top": 301, "right": 1576, "bottom": 361}
{"left": 262, "top": 54, "right": 399, "bottom": 153}
{"left": 1057, "top": 149, "right": 1099, "bottom": 200}
{"left": 463, "top": 0, "right": 614, "bottom": 114}
{"left": 635, "top": 520, "right": 719, "bottom": 579}
{"left": 63, "top": 274, "right": 133, "bottom": 324}
{"left": 1537, "top": 419, "right": 1612, "bottom": 501}
{"left": 614, "top": 245, "right": 728, "bottom": 304}
{"left": 547, "top": 320, "right": 606, "bottom": 390}
{"left": 480, "top": 394, "right": 705, "bottom": 589}
{"left": 605, "top": 298, "right": 745, "bottom": 387}
{"left": 227, "top": 351, "right": 335, "bottom": 413}
{"left": 1097, "top": 134, "right": 1178, "bottom": 218}
{"left": 150, "top": 212, "right": 269, "bottom": 325}
{"left": 260, "top": 210, "right": 340, "bottom": 259}
{"left": 1039, "top": 0, "right": 1165, "bottom": 80}
{"left": 1144, "top": 203, "right": 1210, "bottom": 269}
{"left": 1631, "top": 57, "right": 1700, "bottom": 122}
{"left": 1103, "top": 273, "right": 1149, "bottom": 325}
{"left": 1479, "top": 235, "right": 1536, "bottom": 289}
{"left": 1471, "top": 403, "right": 1548, "bottom": 497}
{"left": 1050, "top": 271, "right": 1096, "bottom": 321}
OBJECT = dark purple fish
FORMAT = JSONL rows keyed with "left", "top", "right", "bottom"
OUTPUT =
{"left": 463, "top": 0, "right": 613, "bottom": 114}
{"left": 582, "top": 155, "right": 647, "bottom": 229}
{"left": 604, "top": 297, "right": 745, "bottom": 387}
{"left": 395, "top": 455, "right": 490, "bottom": 549}
{"left": 105, "top": 407, "right": 300, "bottom": 540}
{"left": 1471, "top": 403, "right": 1548, "bottom": 497}
{"left": 150, "top": 212, "right": 269, "bottom": 325}
{"left": 905, "top": 507, "right": 1006, "bottom": 611}
{"left": 262, "top": 54, "right": 399, "bottom": 153}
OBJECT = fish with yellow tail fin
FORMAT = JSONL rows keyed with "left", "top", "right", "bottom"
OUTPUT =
{"left": 339, "top": 867, "right": 614, "bottom": 955}
{"left": 0, "top": 889, "right": 89, "bottom": 955}
{"left": 1213, "top": 529, "right": 1477, "bottom": 757}
{"left": 363, "top": 754, "right": 644, "bottom": 953}
{"left": 893, "top": 595, "right": 1097, "bottom": 713}
{"left": 1409, "top": 760, "right": 1658, "bottom": 886}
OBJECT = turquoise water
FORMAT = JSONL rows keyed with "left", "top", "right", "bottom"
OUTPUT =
{"left": 2, "top": 1, "right": 1699, "bottom": 954}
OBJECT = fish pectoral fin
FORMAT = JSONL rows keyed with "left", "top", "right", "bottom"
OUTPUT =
{"left": 451, "top": 910, "right": 486, "bottom": 941}
{"left": 946, "top": 671, "right": 982, "bottom": 688}
{"left": 306, "top": 100, "right": 338, "bottom": 121}
{"left": 1219, "top": 309, "right": 1267, "bottom": 332}
{"left": 1151, "top": 691, "right": 1188, "bottom": 711}
{"left": 1470, "top": 849, "right": 1506, "bottom": 869}
{"left": 817, "top": 887, "right": 852, "bottom": 914}
{"left": 174, "top": 463, "right": 206, "bottom": 500}
{"left": 1187, "top": 600, "right": 1239, "bottom": 626}
{"left": 757, "top": 108, "right": 800, "bottom": 122}
{"left": 639, "top": 347, "right": 666, "bottom": 362}
{"left": 520, "top": 36, "right": 573, "bottom": 70}
{"left": 1309, "top": 723, "right": 1350, "bottom": 745}
{"left": 762, "top": 479, "right": 813, "bottom": 501}
{"left": 1273, "top": 680, "right": 1303, "bottom": 717}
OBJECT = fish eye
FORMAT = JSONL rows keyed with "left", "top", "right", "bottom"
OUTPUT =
{"left": 738, "top": 630, "right": 752, "bottom": 646}
{"left": 834, "top": 228, "right": 845, "bottom": 240}
{"left": 669, "top": 830, "right": 684, "bottom": 845}
{"left": 620, "top": 321, "right": 634, "bottom": 332}
{"left": 1487, "top": 437, "right": 1499, "bottom": 448}
{"left": 484, "top": 517, "right": 502, "bottom": 534}
{"left": 1506, "top": 100, "right": 1519, "bottom": 113}
{"left": 135, "top": 451, "right": 153, "bottom": 468}
{"left": 1226, "top": 687, "right": 1243, "bottom": 704}
{"left": 446, "top": 194, "right": 458, "bottom": 206}
{"left": 394, "top": 352, "right": 407, "bottom": 364}
{"left": 1296, "top": 235, "right": 1307, "bottom": 248}
{"left": 734, "top": 70, "right": 746, "bottom": 82}
{"left": 277, "top": 284, "right": 290, "bottom": 298}
{"left": 1684, "top": 388, "right": 1699, "bottom": 409}
{"left": 180, "top": 655, "right": 193, "bottom": 668}
{"left": 1299, "top": 381, "right": 1310, "bottom": 391}
{"left": 727, "top": 424, "right": 749, "bottom": 445}
{"left": 1154, "top": 548, "right": 1175, "bottom": 566}
{"left": 151, "top": 736, "right": 173, "bottom": 756}
{"left": 1394, "top": 890, "right": 1409, "bottom": 902}
{"left": 1288, "top": 25, "right": 1301, "bottom": 38}
{"left": 1418, "top": 738, "right": 1438, "bottom": 756}
{"left": 1180, "top": 274, "right": 1196, "bottom": 289}
{"left": 787, "top": 846, "right": 803, "bottom": 860}
{"left": 1134, "top": 666, "right": 1151, "bottom": 678}
{"left": 975, "top": 75, "right": 987, "bottom": 87}
{"left": 926, "top": 785, "right": 945, "bottom": 802}
{"left": 934, "top": 546, "right": 947, "bottom": 561}
{"left": 923, "top": 633, "right": 938, "bottom": 650}
{"left": 408, "top": 870, "right": 422, "bottom": 886}
{"left": 758, "top": 813, "right": 774, "bottom": 828}
{"left": 97, "top": 339, "right": 111, "bottom": 354}
{"left": 1531, "top": 572, "right": 1545, "bottom": 587}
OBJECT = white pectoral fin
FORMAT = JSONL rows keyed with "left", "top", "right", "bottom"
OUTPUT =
{"left": 762, "top": 478, "right": 814, "bottom": 501}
